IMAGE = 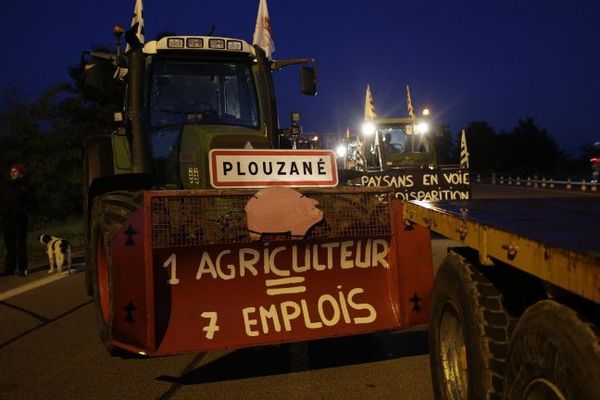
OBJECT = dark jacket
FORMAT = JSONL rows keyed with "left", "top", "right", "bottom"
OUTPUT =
{"left": 1, "top": 178, "right": 37, "bottom": 220}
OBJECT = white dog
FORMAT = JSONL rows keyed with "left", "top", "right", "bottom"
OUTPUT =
{"left": 39, "top": 234, "right": 72, "bottom": 275}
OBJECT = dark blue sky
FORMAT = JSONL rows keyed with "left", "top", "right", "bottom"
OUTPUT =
{"left": 3, "top": 0, "right": 600, "bottom": 155}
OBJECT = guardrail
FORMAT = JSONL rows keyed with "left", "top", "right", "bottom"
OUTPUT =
{"left": 474, "top": 173, "right": 599, "bottom": 192}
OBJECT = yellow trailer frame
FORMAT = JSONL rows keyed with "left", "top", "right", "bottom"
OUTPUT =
{"left": 404, "top": 198, "right": 600, "bottom": 304}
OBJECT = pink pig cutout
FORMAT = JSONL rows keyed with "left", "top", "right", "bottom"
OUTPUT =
{"left": 245, "top": 187, "right": 324, "bottom": 240}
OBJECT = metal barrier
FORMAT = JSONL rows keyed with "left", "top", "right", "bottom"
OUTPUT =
{"left": 476, "top": 173, "right": 599, "bottom": 192}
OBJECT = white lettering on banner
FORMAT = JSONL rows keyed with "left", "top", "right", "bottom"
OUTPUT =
{"left": 393, "top": 190, "right": 470, "bottom": 201}
{"left": 423, "top": 174, "right": 438, "bottom": 185}
{"left": 443, "top": 172, "right": 470, "bottom": 185}
{"left": 162, "top": 253, "right": 180, "bottom": 285}
{"left": 358, "top": 171, "right": 470, "bottom": 201}
{"left": 265, "top": 277, "right": 306, "bottom": 296}
{"left": 359, "top": 172, "right": 469, "bottom": 190}
{"left": 200, "top": 311, "right": 220, "bottom": 339}
{"left": 194, "top": 239, "right": 389, "bottom": 281}
{"left": 242, "top": 286, "right": 377, "bottom": 337}
{"left": 160, "top": 240, "right": 387, "bottom": 338}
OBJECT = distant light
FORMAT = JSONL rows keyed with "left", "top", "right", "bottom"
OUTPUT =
{"left": 416, "top": 122, "right": 429, "bottom": 134}
{"left": 336, "top": 144, "right": 347, "bottom": 157}
{"left": 362, "top": 122, "right": 376, "bottom": 136}
{"left": 313, "top": 136, "right": 319, "bottom": 141}
{"left": 422, "top": 108, "right": 430, "bottom": 116}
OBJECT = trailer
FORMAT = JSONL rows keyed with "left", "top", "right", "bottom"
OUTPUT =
{"left": 404, "top": 197, "right": 600, "bottom": 400}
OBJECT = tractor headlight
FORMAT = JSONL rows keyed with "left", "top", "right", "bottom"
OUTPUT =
{"left": 416, "top": 122, "right": 429, "bottom": 134}
{"left": 362, "top": 122, "right": 376, "bottom": 136}
{"left": 209, "top": 39, "right": 225, "bottom": 49}
{"left": 186, "top": 38, "right": 204, "bottom": 48}
{"left": 227, "top": 40, "right": 243, "bottom": 51}
{"left": 167, "top": 38, "right": 184, "bottom": 48}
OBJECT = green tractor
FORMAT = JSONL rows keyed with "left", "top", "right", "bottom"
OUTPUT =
{"left": 338, "top": 85, "right": 470, "bottom": 201}
{"left": 81, "top": 24, "right": 316, "bottom": 300}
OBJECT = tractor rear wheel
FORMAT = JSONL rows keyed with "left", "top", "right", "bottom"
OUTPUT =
{"left": 87, "top": 191, "right": 143, "bottom": 353}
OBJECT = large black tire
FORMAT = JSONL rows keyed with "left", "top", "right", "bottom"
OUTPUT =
{"left": 504, "top": 300, "right": 600, "bottom": 400}
{"left": 87, "top": 191, "right": 143, "bottom": 352}
{"left": 429, "top": 252, "right": 514, "bottom": 400}
{"left": 83, "top": 136, "right": 114, "bottom": 296}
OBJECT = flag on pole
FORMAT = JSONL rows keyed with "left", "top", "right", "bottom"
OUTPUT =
{"left": 253, "top": 0, "right": 275, "bottom": 59}
{"left": 364, "top": 84, "right": 378, "bottom": 120}
{"left": 355, "top": 135, "right": 365, "bottom": 171}
{"left": 460, "top": 129, "right": 470, "bottom": 169}
{"left": 406, "top": 85, "right": 415, "bottom": 119}
{"left": 125, "top": 0, "right": 145, "bottom": 53}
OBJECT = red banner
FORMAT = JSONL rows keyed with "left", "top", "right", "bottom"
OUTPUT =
{"left": 152, "top": 238, "right": 401, "bottom": 354}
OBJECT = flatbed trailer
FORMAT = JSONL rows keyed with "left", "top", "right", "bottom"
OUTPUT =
{"left": 403, "top": 197, "right": 600, "bottom": 400}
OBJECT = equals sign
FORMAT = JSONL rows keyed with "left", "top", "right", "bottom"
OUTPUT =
{"left": 265, "top": 277, "right": 306, "bottom": 296}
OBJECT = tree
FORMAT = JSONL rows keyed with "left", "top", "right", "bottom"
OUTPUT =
{"left": 464, "top": 122, "right": 498, "bottom": 173}
{"left": 432, "top": 124, "right": 457, "bottom": 165}
{"left": 0, "top": 44, "right": 123, "bottom": 221}
{"left": 508, "top": 117, "right": 563, "bottom": 175}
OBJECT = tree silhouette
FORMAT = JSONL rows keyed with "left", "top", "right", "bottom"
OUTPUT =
{"left": 0, "top": 44, "right": 123, "bottom": 221}
{"left": 464, "top": 121, "right": 497, "bottom": 173}
{"left": 432, "top": 124, "right": 457, "bottom": 165}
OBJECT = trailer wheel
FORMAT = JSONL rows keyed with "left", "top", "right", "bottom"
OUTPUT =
{"left": 429, "top": 252, "right": 513, "bottom": 400}
{"left": 504, "top": 300, "right": 600, "bottom": 400}
{"left": 88, "top": 191, "right": 143, "bottom": 353}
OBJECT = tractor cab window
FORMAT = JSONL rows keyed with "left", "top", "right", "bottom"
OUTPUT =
{"left": 149, "top": 60, "right": 259, "bottom": 129}
{"left": 380, "top": 127, "right": 408, "bottom": 153}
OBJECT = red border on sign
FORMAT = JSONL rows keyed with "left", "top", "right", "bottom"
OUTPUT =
{"left": 209, "top": 149, "right": 339, "bottom": 188}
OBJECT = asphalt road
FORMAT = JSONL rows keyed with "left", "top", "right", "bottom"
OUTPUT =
{"left": 0, "top": 269, "right": 433, "bottom": 400}
{"left": 0, "top": 183, "right": 596, "bottom": 399}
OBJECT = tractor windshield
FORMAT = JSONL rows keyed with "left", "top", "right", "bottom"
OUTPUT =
{"left": 380, "top": 127, "right": 409, "bottom": 153}
{"left": 149, "top": 60, "right": 259, "bottom": 129}
{"left": 147, "top": 59, "right": 260, "bottom": 185}
{"left": 379, "top": 126, "right": 429, "bottom": 154}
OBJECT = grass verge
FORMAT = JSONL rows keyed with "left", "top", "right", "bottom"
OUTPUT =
{"left": 0, "top": 215, "right": 84, "bottom": 269}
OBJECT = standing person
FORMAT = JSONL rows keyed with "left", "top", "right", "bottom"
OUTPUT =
{"left": 1, "top": 163, "right": 37, "bottom": 277}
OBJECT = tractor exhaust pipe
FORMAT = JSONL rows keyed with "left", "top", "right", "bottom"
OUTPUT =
{"left": 127, "top": 47, "right": 150, "bottom": 174}
{"left": 125, "top": 22, "right": 151, "bottom": 174}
